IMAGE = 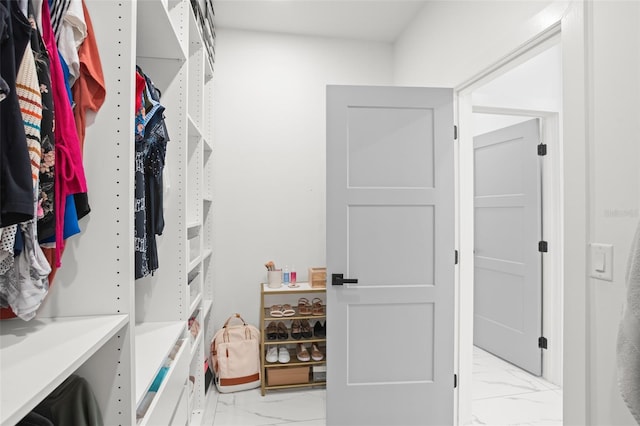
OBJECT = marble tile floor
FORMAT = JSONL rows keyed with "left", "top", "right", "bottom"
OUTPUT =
{"left": 202, "top": 387, "right": 325, "bottom": 426}
{"left": 471, "top": 346, "right": 562, "bottom": 426}
{"left": 200, "top": 346, "right": 562, "bottom": 426}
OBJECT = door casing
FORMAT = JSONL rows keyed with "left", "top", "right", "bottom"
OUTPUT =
{"left": 453, "top": 4, "right": 588, "bottom": 422}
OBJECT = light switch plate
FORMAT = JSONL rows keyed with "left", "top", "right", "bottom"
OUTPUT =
{"left": 589, "top": 243, "right": 613, "bottom": 281}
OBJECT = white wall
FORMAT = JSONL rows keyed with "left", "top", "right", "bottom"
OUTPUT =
{"left": 588, "top": 1, "right": 640, "bottom": 424}
{"left": 212, "top": 29, "right": 393, "bottom": 328}
{"left": 393, "top": 0, "right": 553, "bottom": 87}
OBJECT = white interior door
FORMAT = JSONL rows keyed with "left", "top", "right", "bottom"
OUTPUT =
{"left": 473, "top": 118, "right": 543, "bottom": 375}
{"left": 326, "top": 85, "right": 455, "bottom": 426}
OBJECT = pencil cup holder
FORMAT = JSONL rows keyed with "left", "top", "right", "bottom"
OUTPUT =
{"left": 267, "top": 270, "right": 282, "bottom": 288}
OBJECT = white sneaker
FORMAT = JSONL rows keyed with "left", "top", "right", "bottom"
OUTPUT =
{"left": 278, "top": 346, "right": 290, "bottom": 363}
{"left": 266, "top": 346, "right": 278, "bottom": 363}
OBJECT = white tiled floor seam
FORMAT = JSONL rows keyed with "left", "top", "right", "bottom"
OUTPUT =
{"left": 203, "top": 346, "right": 562, "bottom": 425}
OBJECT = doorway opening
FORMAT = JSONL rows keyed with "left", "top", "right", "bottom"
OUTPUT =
{"left": 457, "top": 37, "right": 564, "bottom": 425}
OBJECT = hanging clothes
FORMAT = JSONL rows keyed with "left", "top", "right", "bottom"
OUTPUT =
{"left": 0, "top": 219, "right": 51, "bottom": 320}
{"left": 0, "top": 2, "right": 55, "bottom": 319}
{"left": 0, "top": 226, "right": 17, "bottom": 274}
{"left": 52, "top": 0, "right": 85, "bottom": 86}
{"left": 134, "top": 67, "right": 169, "bottom": 280}
{"left": 42, "top": 0, "right": 105, "bottom": 282}
{"left": 0, "top": 75, "right": 9, "bottom": 102}
{"left": 40, "top": 0, "right": 87, "bottom": 268}
{"left": 0, "top": 0, "right": 104, "bottom": 320}
{"left": 0, "top": 2, "right": 51, "bottom": 321}
{"left": 28, "top": 0, "right": 57, "bottom": 242}
{"left": 72, "top": 0, "right": 105, "bottom": 153}
{"left": 0, "top": 0, "right": 34, "bottom": 289}
{"left": 0, "top": 0, "right": 34, "bottom": 227}
{"left": 71, "top": 0, "right": 103, "bottom": 220}
{"left": 39, "top": 53, "right": 81, "bottom": 244}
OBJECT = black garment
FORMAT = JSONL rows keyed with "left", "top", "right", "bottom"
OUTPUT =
{"left": 27, "top": 0, "right": 56, "bottom": 242}
{"left": 17, "top": 411, "right": 54, "bottom": 426}
{"left": 0, "top": 0, "right": 34, "bottom": 227}
{"left": 134, "top": 69, "right": 168, "bottom": 279}
{"left": 32, "top": 374, "right": 103, "bottom": 426}
{"left": 143, "top": 72, "right": 167, "bottom": 274}
{"left": 134, "top": 136, "right": 148, "bottom": 278}
{"left": 73, "top": 193, "right": 90, "bottom": 220}
{"left": 0, "top": 75, "right": 8, "bottom": 102}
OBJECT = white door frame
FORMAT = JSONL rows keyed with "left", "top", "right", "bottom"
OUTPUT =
{"left": 472, "top": 106, "right": 563, "bottom": 387}
{"left": 453, "top": 2, "right": 589, "bottom": 424}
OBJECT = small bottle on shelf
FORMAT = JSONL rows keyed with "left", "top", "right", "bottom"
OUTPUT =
{"left": 290, "top": 265, "right": 297, "bottom": 286}
{"left": 283, "top": 265, "right": 290, "bottom": 285}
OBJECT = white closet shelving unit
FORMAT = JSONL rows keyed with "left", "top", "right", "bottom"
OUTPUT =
{"left": 0, "top": 1, "right": 215, "bottom": 425}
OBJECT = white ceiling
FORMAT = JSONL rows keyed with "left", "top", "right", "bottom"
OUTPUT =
{"left": 212, "top": 0, "right": 429, "bottom": 42}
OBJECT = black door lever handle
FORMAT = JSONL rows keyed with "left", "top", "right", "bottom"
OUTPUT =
{"left": 332, "top": 273, "right": 359, "bottom": 286}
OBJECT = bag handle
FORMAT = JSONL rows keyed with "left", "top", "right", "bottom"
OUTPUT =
{"left": 222, "top": 313, "right": 247, "bottom": 328}
{"left": 222, "top": 313, "right": 253, "bottom": 342}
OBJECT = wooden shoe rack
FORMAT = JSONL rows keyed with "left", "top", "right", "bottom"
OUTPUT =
{"left": 259, "top": 282, "right": 327, "bottom": 396}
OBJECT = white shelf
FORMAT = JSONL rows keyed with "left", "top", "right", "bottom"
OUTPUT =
{"left": 202, "top": 300, "right": 213, "bottom": 318}
{"left": 134, "top": 321, "right": 185, "bottom": 405}
{"left": 188, "top": 256, "right": 202, "bottom": 274}
{"left": 189, "top": 293, "right": 203, "bottom": 319}
{"left": 137, "top": 1, "right": 185, "bottom": 62}
{"left": 262, "top": 282, "right": 326, "bottom": 294}
{"left": 187, "top": 2, "right": 204, "bottom": 55}
{"left": 204, "top": 58, "right": 214, "bottom": 82}
{"left": 202, "top": 248, "right": 213, "bottom": 260}
{"left": 188, "top": 115, "right": 203, "bottom": 139}
{"left": 187, "top": 221, "right": 201, "bottom": 233}
{"left": 190, "top": 323, "right": 204, "bottom": 360}
{"left": 0, "top": 315, "right": 128, "bottom": 425}
{"left": 203, "top": 136, "right": 212, "bottom": 153}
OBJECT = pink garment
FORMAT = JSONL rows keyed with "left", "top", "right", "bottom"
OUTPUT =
{"left": 41, "top": 0, "right": 87, "bottom": 267}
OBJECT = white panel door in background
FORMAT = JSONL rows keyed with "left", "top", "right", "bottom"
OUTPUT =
{"left": 473, "top": 118, "right": 543, "bottom": 376}
{"left": 326, "top": 85, "right": 455, "bottom": 425}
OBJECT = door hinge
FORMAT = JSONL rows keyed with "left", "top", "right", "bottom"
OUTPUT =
{"left": 537, "top": 143, "right": 547, "bottom": 156}
{"left": 538, "top": 241, "right": 548, "bottom": 252}
{"left": 538, "top": 336, "right": 548, "bottom": 349}
{"left": 454, "top": 125, "right": 458, "bottom": 140}
{"left": 455, "top": 250, "right": 459, "bottom": 265}
{"left": 454, "top": 374, "right": 458, "bottom": 388}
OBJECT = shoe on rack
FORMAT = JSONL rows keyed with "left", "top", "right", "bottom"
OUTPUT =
{"left": 298, "top": 297, "right": 312, "bottom": 315}
{"left": 296, "top": 343, "right": 310, "bottom": 362}
{"left": 311, "top": 343, "right": 324, "bottom": 361}
{"left": 277, "top": 321, "right": 289, "bottom": 340}
{"left": 311, "top": 297, "right": 325, "bottom": 315}
{"left": 266, "top": 346, "right": 278, "bottom": 363}
{"left": 282, "top": 304, "right": 295, "bottom": 316}
{"left": 300, "top": 319, "right": 312, "bottom": 339}
{"left": 313, "top": 321, "right": 325, "bottom": 338}
{"left": 278, "top": 346, "right": 290, "bottom": 363}
{"left": 291, "top": 319, "right": 302, "bottom": 340}
{"left": 266, "top": 322, "right": 278, "bottom": 340}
